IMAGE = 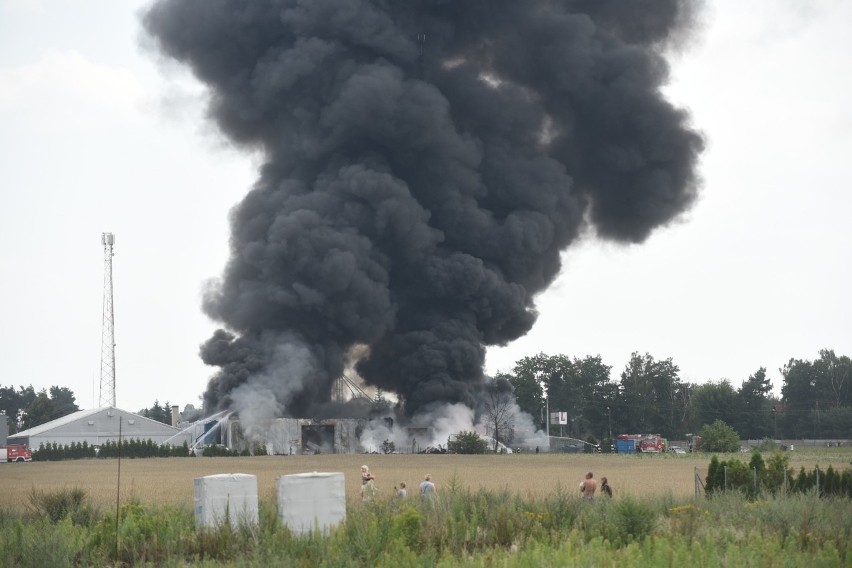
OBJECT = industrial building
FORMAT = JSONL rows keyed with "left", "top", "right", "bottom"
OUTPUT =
{"left": 219, "top": 415, "right": 440, "bottom": 455}
{"left": 7, "top": 407, "right": 192, "bottom": 450}
{"left": 222, "top": 417, "right": 363, "bottom": 455}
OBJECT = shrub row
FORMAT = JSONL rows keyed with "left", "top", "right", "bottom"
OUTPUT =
{"left": 706, "top": 450, "right": 852, "bottom": 498}
{"left": 33, "top": 439, "right": 192, "bottom": 461}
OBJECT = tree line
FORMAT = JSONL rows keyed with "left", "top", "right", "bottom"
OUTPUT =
{"left": 0, "top": 385, "right": 200, "bottom": 435}
{"left": 0, "top": 385, "right": 80, "bottom": 433}
{"left": 499, "top": 348, "right": 851, "bottom": 442}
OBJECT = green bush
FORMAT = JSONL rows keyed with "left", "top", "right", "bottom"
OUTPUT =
{"left": 611, "top": 497, "right": 657, "bottom": 545}
{"left": 0, "top": 516, "right": 87, "bottom": 568}
{"left": 697, "top": 420, "right": 740, "bottom": 453}
{"left": 27, "top": 487, "right": 97, "bottom": 526}
{"left": 390, "top": 506, "right": 424, "bottom": 551}
{"left": 764, "top": 450, "right": 792, "bottom": 494}
{"left": 706, "top": 455, "right": 722, "bottom": 493}
{"left": 447, "top": 431, "right": 487, "bottom": 454}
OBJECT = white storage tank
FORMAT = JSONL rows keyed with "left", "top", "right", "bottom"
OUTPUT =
{"left": 194, "top": 473, "right": 259, "bottom": 529}
{"left": 277, "top": 471, "right": 346, "bottom": 535}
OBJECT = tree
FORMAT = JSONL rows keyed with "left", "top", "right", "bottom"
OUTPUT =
{"left": 181, "top": 403, "right": 204, "bottom": 422}
{"left": 817, "top": 349, "right": 851, "bottom": 408}
{"left": 26, "top": 390, "right": 59, "bottom": 428}
{"left": 140, "top": 400, "right": 171, "bottom": 425}
{"left": 737, "top": 367, "right": 773, "bottom": 438}
{"left": 705, "top": 455, "right": 723, "bottom": 493}
{"left": 552, "top": 355, "right": 613, "bottom": 439}
{"left": 0, "top": 385, "right": 21, "bottom": 420}
{"left": 0, "top": 386, "right": 22, "bottom": 433}
{"left": 817, "top": 406, "right": 852, "bottom": 438}
{"left": 448, "top": 430, "right": 487, "bottom": 454}
{"left": 507, "top": 354, "right": 551, "bottom": 429}
{"left": 575, "top": 355, "right": 617, "bottom": 439}
{"left": 0, "top": 384, "right": 80, "bottom": 431}
{"left": 689, "top": 380, "right": 740, "bottom": 433}
{"left": 483, "top": 378, "right": 515, "bottom": 452}
{"left": 507, "top": 352, "right": 617, "bottom": 439}
{"left": 0, "top": 385, "right": 38, "bottom": 432}
{"left": 619, "top": 352, "right": 688, "bottom": 438}
{"left": 780, "top": 350, "right": 852, "bottom": 437}
{"left": 697, "top": 420, "right": 740, "bottom": 453}
{"left": 781, "top": 357, "right": 818, "bottom": 438}
{"left": 48, "top": 386, "right": 80, "bottom": 417}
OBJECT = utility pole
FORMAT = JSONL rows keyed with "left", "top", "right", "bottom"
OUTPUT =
{"left": 814, "top": 400, "right": 820, "bottom": 444}
{"left": 99, "top": 232, "right": 116, "bottom": 408}
{"left": 772, "top": 406, "right": 777, "bottom": 440}
{"left": 607, "top": 406, "right": 612, "bottom": 440}
{"left": 545, "top": 388, "right": 550, "bottom": 439}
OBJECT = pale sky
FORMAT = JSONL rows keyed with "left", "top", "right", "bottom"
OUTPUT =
{"left": 1, "top": 0, "right": 850, "bottom": 413}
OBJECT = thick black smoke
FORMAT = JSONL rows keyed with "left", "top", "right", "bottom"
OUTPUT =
{"left": 144, "top": 0, "right": 703, "bottom": 419}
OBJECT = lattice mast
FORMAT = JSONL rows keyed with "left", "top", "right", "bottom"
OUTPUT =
{"left": 99, "top": 232, "right": 116, "bottom": 408}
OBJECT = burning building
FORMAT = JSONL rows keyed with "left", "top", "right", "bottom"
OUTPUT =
{"left": 225, "top": 417, "right": 362, "bottom": 455}
{"left": 222, "top": 416, "right": 445, "bottom": 455}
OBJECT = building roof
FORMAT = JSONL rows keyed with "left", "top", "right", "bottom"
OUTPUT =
{"left": 12, "top": 407, "right": 177, "bottom": 437}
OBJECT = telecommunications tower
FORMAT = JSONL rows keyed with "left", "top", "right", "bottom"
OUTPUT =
{"left": 99, "top": 232, "right": 116, "bottom": 408}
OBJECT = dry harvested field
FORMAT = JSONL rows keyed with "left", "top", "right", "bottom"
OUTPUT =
{"left": 1, "top": 449, "right": 850, "bottom": 512}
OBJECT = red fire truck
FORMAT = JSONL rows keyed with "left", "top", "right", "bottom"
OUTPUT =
{"left": 1, "top": 444, "right": 33, "bottom": 462}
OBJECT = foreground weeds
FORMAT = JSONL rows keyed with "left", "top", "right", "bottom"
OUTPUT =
{"left": 0, "top": 485, "right": 850, "bottom": 567}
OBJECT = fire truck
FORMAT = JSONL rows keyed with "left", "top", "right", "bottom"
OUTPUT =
{"left": 615, "top": 434, "right": 666, "bottom": 454}
{"left": 1, "top": 444, "right": 33, "bottom": 462}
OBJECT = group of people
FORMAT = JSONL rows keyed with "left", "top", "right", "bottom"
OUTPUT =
{"left": 579, "top": 471, "right": 612, "bottom": 500}
{"left": 360, "top": 465, "right": 437, "bottom": 502}
{"left": 362, "top": 465, "right": 613, "bottom": 503}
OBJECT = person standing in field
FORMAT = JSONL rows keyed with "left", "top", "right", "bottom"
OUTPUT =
{"left": 360, "top": 465, "right": 377, "bottom": 501}
{"left": 395, "top": 481, "right": 408, "bottom": 498}
{"left": 580, "top": 471, "right": 597, "bottom": 500}
{"left": 600, "top": 477, "right": 612, "bottom": 498}
{"left": 420, "top": 474, "right": 436, "bottom": 499}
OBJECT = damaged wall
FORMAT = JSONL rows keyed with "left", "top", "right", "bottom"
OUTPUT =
{"left": 225, "top": 417, "right": 364, "bottom": 454}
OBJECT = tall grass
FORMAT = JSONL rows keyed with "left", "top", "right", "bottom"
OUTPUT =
{"left": 1, "top": 481, "right": 850, "bottom": 567}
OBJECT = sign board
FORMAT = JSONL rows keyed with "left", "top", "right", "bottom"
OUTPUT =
{"left": 550, "top": 412, "right": 568, "bottom": 425}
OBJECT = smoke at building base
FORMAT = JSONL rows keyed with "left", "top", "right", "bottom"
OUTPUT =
{"left": 143, "top": 1, "right": 704, "bottom": 428}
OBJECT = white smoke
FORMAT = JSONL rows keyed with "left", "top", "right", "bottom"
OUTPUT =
{"left": 506, "top": 402, "right": 550, "bottom": 450}
{"left": 231, "top": 333, "right": 319, "bottom": 438}
{"left": 427, "top": 403, "right": 476, "bottom": 445}
{"left": 356, "top": 397, "right": 550, "bottom": 453}
{"left": 357, "top": 417, "right": 395, "bottom": 453}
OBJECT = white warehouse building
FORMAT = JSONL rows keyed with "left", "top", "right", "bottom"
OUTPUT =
{"left": 8, "top": 407, "right": 192, "bottom": 450}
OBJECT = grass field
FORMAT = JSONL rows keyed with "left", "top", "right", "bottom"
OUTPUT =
{"left": 2, "top": 449, "right": 851, "bottom": 566}
{"left": 2, "top": 447, "right": 850, "bottom": 511}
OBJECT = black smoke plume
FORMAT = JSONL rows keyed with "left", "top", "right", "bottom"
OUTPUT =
{"left": 144, "top": 0, "right": 704, "bottom": 420}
